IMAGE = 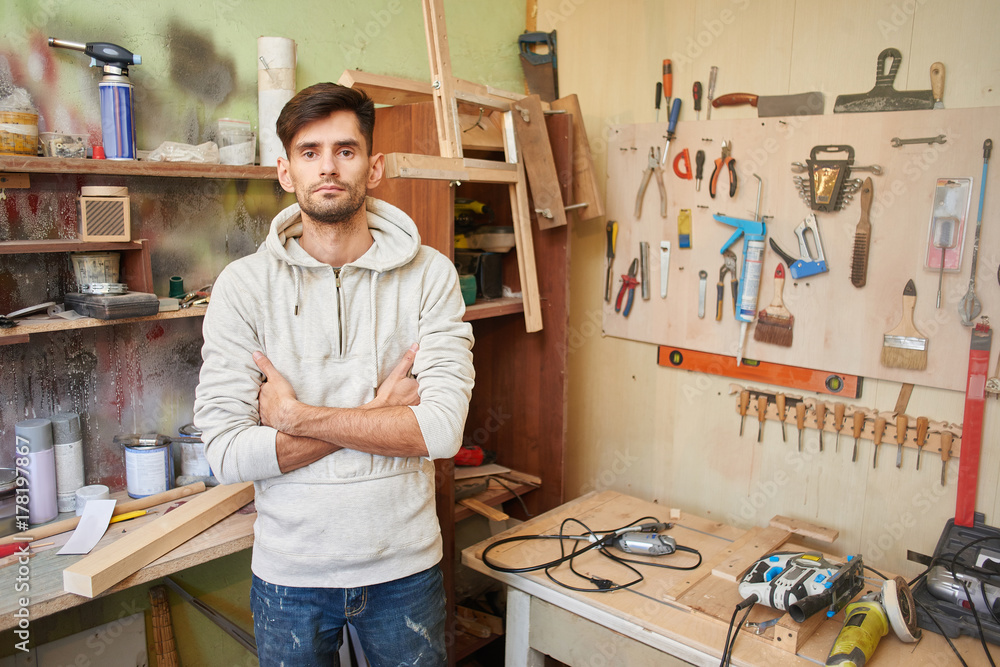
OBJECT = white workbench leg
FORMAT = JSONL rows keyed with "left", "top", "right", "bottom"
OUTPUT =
{"left": 506, "top": 587, "right": 545, "bottom": 667}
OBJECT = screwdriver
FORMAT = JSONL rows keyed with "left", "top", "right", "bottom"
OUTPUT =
{"left": 895, "top": 414, "right": 908, "bottom": 468}
{"left": 738, "top": 389, "right": 750, "bottom": 436}
{"left": 776, "top": 393, "right": 787, "bottom": 442}
{"left": 604, "top": 220, "right": 618, "bottom": 302}
{"left": 851, "top": 411, "right": 866, "bottom": 463}
{"left": 695, "top": 150, "right": 705, "bottom": 191}
{"left": 706, "top": 66, "right": 718, "bottom": 120}
{"left": 757, "top": 395, "right": 768, "bottom": 443}
{"left": 662, "top": 60, "right": 673, "bottom": 115}
{"left": 939, "top": 430, "right": 953, "bottom": 485}
{"left": 659, "top": 97, "right": 681, "bottom": 166}
{"left": 815, "top": 402, "right": 826, "bottom": 452}
{"left": 795, "top": 402, "right": 806, "bottom": 452}
{"left": 692, "top": 81, "right": 703, "bottom": 120}
{"left": 915, "top": 416, "right": 929, "bottom": 470}
{"left": 655, "top": 82, "right": 663, "bottom": 122}
{"left": 873, "top": 415, "right": 887, "bottom": 468}
{"left": 834, "top": 403, "right": 846, "bottom": 453}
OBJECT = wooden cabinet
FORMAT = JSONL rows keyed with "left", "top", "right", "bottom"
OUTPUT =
{"left": 372, "top": 102, "right": 569, "bottom": 661}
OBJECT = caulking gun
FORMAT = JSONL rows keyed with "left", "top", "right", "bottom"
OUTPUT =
{"left": 48, "top": 38, "right": 142, "bottom": 160}
{"left": 713, "top": 174, "right": 766, "bottom": 366}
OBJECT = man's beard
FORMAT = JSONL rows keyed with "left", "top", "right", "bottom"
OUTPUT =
{"left": 298, "top": 179, "right": 367, "bottom": 224}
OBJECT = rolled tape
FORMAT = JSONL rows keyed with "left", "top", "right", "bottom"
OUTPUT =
{"left": 75, "top": 484, "right": 110, "bottom": 516}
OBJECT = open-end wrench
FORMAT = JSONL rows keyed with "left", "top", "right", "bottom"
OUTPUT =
{"left": 850, "top": 164, "right": 884, "bottom": 175}
{"left": 890, "top": 134, "right": 946, "bottom": 148}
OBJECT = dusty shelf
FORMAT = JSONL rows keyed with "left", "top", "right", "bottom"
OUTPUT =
{"left": 0, "top": 156, "right": 278, "bottom": 180}
{"left": 0, "top": 307, "right": 207, "bottom": 346}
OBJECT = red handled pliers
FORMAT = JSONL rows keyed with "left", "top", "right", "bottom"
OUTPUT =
{"left": 710, "top": 140, "right": 737, "bottom": 199}
{"left": 615, "top": 258, "right": 640, "bottom": 317}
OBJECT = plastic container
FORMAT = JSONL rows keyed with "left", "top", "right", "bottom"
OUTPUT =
{"left": 71, "top": 252, "right": 121, "bottom": 286}
{"left": 64, "top": 292, "right": 159, "bottom": 320}
{"left": 39, "top": 132, "right": 88, "bottom": 158}
{"left": 218, "top": 118, "right": 256, "bottom": 165}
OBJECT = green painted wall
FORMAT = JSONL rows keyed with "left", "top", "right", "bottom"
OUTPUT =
{"left": 0, "top": 1, "right": 524, "bottom": 665}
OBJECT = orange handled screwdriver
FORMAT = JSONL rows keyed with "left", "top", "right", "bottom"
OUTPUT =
{"left": 662, "top": 60, "right": 673, "bottom": 114}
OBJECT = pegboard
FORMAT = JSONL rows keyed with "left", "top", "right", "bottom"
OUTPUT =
{"left": 603, "top": 107, "right": 999, "bottom": 393}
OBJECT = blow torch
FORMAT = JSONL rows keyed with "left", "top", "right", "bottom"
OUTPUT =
{"left": 48, "top": 38, "right": 142, "bottom": 160}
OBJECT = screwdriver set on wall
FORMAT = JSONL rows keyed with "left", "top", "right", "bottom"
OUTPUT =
{"left": 729, "top": 384, "right": 963, "bottom": 484}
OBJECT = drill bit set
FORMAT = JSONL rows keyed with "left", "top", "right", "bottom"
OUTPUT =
{"left": 731, "top": 384, "right": 963, "bottom": 484}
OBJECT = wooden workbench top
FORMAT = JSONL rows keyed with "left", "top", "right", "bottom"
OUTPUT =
{"left": 463, "top": 490, "right": 993, "bottom": 666}
{"left": 0, "top": 491, "right": 254, "bottom": 632}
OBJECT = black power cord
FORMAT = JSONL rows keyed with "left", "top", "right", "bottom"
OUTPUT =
{"left": 719, "top": 595, "right": 757, "bottom": 667}
{"left": 481, "top": 516, "right": 702, "bottom": 593}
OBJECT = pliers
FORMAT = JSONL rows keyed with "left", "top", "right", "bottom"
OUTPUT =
{"left": 615, "top": 258, "right": 640, "bottom": 317}
{"left": 710, "top": 140, "right": 737, "bottom": 199}
{"left": 635, "top": 147, "right": 667, "bottom": 218}
{"left": 716, "top": 250, "right": 738, "bottom": 321}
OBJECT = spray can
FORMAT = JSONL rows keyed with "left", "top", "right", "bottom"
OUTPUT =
{"left": 15, "top": 418, "right": 58, "bottom": 524}
{"left": 47, "top": 38, "right": 141, "bottom": 160}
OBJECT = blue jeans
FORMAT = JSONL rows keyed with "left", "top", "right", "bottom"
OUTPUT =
{"left": 250, "top": 565, "right": 447, "bottom": 667}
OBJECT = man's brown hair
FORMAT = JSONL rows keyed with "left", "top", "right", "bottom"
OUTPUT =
{"left": 276, "top": 83, "right": 376, "bottom": 156}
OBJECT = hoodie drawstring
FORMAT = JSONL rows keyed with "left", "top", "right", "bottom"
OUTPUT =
{"left": 370, "top": 271, "right": 379, "bottom": 396}
{"left": 292, "top": 265, "right": 302, "bottom": 316}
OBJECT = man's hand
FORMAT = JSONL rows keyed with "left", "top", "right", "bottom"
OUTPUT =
{"left": 253, "top": 351, "right": 301, "bottom": 433}
{"left": 367, "top": 343, "right": 421, "bottom": 410}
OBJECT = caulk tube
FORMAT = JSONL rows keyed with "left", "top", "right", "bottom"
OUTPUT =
{"left": 15, "top": 418, "right": 58, "bottom": 524}
{"left": 737, "top": 234, "right": 766, "bottom": 322}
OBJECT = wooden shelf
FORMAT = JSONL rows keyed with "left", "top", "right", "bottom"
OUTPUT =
{"left": 0, "top": 239, "right": 147, "bottom": 254}
{"left": 453, "top": 480, "right": 537, "bottom": 523}
{"left": 0, "top": 307, "right": 206, "bottom": 346}
{"left": 462, "top": 296, "right": 524, "bottom": 321}
{"left": 0, "top": 155, "right": 278, "bottom": 180}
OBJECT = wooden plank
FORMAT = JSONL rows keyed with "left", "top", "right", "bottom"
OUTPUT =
{"left": 550, "top": 94, "right": 605, "bottom": 222}
{"left": 457, "top": 604, "right": 503, "bottom": 635}
{"left": 383, "top": 153, "right": 519, "bottom": 184}
{"left": 0, "top": 483, "right": 207, "bottom": 547}
{"left": 511, "top": 94, "right": 568, "bottom": 229}
{"left": 0, "top": 239, "right": 146, "bottom": 255}
{"left": 545, "top": 112, "right": 574, "bottom": 216}
{"left": 666, "top": 526, "right": 763, "bottom": 601}
{"left": 338, "top": 69, "right": 434, "bottom": 106}
{"left": 710, "top": 526, "right": 793, "bottom": 583}
{"left": 458, "top": 498, "right": 510, "bottom": 522}
{"left": 458, "top": 111, "right": 505, "bottom": 151}
{"left": 507, "top": 153, "right": 543, "bottom": 332}
{"left": 422, "top": 0, "right": 462, "bottom": 158}
{"left": 0, "top": 155, "right": 276, "bottom": 180}
{"left": 0, "top": 307, "right": 205, "bottom": 346}
{"left": 62, "top": 482, "right": 254, "bottom": 598}
{"left": 768, "top": 516, "right": 838, "bottom": 543}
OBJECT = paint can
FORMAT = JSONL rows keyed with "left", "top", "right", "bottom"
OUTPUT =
{"left": 175, "top": 424, "right": 211, "bottom": 478}
{"left": 116, "top": 434, "right": 173, "bottom": 499}
{"left": 98, "top": 73, "right": 136, "bottom": 160}
{"left": 16, "top": 418, "right": 58, "bottom": 524}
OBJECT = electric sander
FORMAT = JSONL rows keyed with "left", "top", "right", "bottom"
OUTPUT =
{"left": 826, "top": 576, "right": 921, "bottom": 666}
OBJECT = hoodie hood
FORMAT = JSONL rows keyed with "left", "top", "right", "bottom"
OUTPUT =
{"left": 264, "top": 196, "right": 421, "bottom": 272}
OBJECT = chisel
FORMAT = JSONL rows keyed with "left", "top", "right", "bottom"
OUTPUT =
{"left": 915, "top": 417, "right": 929, "bottom": 470}
{"left": 940, "top": 431, "right": 953, "bottom": 486}
{"left": 757, "top": 395, "right": 768, "bottom": 443}
{"left": 852, "top": 411, "right": 866, "bottom": 463}
{"left": 776, "top": 393, "right": 787, "bottom": 442}
{"left": 796, "top": 402, "right": 806, "bottom": 452}
{"left": 815, "top": 402, "right": 827, "bottom": 452}
{"left": 873, "top": 415, "right": 887, "bottom": 468}
{"left": 739, "top": 389, "right": 750, "bottom": 436}
{"left": 834, "top": 403, "right": 846, "bottom": 453}
{"left": 896, "top": 414, "right": 908, "bottom": 468}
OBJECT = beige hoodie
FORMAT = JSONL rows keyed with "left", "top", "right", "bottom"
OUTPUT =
{"left": 194, "top": 196, "right": 474, "bottom": 588}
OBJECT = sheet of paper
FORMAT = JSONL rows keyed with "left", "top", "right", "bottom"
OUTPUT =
{"left": 58, "top": 499, "right": 117, "bottom": 555}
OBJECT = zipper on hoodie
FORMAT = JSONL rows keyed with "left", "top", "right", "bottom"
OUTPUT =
{"left": 333, "top": 268, "right": 343, "bottom": 355}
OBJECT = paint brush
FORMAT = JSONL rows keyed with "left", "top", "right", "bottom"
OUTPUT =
{"left": 881, "top": 279, "right": 928, "bottom": 370}
{"left": 753, "top": 264, "right": 794, "bottom": 347}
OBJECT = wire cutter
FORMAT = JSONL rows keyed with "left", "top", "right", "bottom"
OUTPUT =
{"left": 710, "top": 140, "right": 737, "bottom": 199}
{"left": 635, "top": 147, "right": 667, "bottom": 218}
{"left": 615, "top": 258, "right": 640, "bottom": 317}
{"left": 716, "top": 250, "right": 738, "bottom": 321}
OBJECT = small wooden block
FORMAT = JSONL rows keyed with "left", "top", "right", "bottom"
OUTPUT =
{"left": 458, "top": 498, "right": 509, "bottom": 522}
{"left": 512, "top": 94, "right": 568, "bottom": 229}
{"left": 0, "top": 173, "right": 29, "bottom": 188}
{"left": 670, "top": 508, "right": 682, "bottom": 520}
{"left": 768, "top": 516, "right": 838, "bottom": 543}
{"left": 497, "top": 470, "right": 542, "bottom": 486}
{"left": 771, "top": 610, "right": 826, "bottom": 653}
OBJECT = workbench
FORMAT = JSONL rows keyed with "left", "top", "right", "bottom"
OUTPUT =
{"left": 0, "top": 490, "right": 255, "bottom": 632}
{"left": 463, "top": 490, "right": 994, "bottom": 666}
